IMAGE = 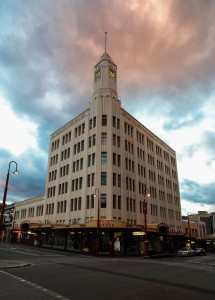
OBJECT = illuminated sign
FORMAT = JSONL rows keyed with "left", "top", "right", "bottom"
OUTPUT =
{"left": 132, "top": 232, "right": 145, "bottom": 236}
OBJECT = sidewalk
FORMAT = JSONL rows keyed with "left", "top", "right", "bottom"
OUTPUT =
{"left": 0, "top": 260, "right": 31, "bottom": 269}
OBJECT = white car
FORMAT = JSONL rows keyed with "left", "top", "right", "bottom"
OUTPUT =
{"left": 177, "top": 247, "right": 194, "bottom": 257}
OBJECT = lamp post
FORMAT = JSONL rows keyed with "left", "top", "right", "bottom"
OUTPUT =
{"left": 143, "top": 189, "right": 150, "bottom": 257}
{"left": 187, "top": 212, "right": 192, "bottom": 245}
{"left": 94, "top": 188, "right": 100, "bottom": 257}
{"left": 0, "top": 161, "right": 19, "bottom": 241}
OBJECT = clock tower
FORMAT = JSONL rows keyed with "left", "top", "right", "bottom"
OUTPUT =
{"left": 93, "top": 51, "right": 118, "bottom": 99}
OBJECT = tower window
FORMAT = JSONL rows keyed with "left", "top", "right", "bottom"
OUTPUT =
{"left": 101, "top": 152, "right": 107, "bottom": 164}
{"left": 102, "top": 115, "right": 107, "bottom": 126}
{"left": 101, "top": 133, "right": 107, "bottom": 144}
{"left": 101, "top": 172, "right": 107, "bottom": 185}
{"left": 101, "top": 194, "right": 107, "bottom": 208}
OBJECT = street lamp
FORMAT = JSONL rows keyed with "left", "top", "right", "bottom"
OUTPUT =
{"left": 94, "top": 188, "right": 100, "bottom": 257}
{"left": 0, "top": 161, "right": 19, "bottom": 241}
{"left": 143, "top": 188, "right": 150, "bottom": 257}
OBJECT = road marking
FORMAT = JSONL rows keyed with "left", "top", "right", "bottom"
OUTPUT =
{"left": 0, "top": 246, "right": 66, "bottom": 257}
{"left": 8, "top": 249, "right": 39, "bottom": 256}
{"left": 0, "top": 270, "right": 72, "bottom": 300}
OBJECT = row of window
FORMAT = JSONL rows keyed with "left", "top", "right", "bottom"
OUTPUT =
{"left": 74, "top": 141, "right": 84, "bottom": 154}
{"left": 50, "top": 154, "right": 58, "bottom": 166}
{"left": 48, "top": 175, "right": 178, "bottom": 198}
{"left": 61, "top": 148, "right": 70, "bottom": 161}
{"left": 48, "top": 177, "right": 179, "bottom": 199}
{"left": 51, "top": 139, "right": 60, "bottom": 151}
{"left": 75, "top": 123, "right": 85, "bottom": 137}
{"left": 88, "top": 134, "right": 96, "bottom": 147}
{"left": 124, "top": 122, "right": 133, "bottom": 137}
{"left": 125, "top": 140, "right": 134, "bottom": 154}
{"left": 73, "top": 158, "right": 84, "bottom": 172}
{"left": 86, "top": 194, "right": 107, "bottom": 209}
{"left": 50, "top": 161, "right": 176, "bottom": 188}
{"left": 51, "top": 134, "right": 177, "bottom": 172}
{"left": 62, "top": 131, "right": 71, "bottom": 145}
{"left": 15, "top": 205, "right": 44, "bottom": 219}
{"left": 136, "top": 131, "right": 144, "bottom": 145}
{"left": 15, "top": 200, "right": 181, "bottom": 220}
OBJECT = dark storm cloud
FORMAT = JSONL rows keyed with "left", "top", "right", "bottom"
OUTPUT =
{"left": 0, "top": 148, "right": 47, "bottom": 203}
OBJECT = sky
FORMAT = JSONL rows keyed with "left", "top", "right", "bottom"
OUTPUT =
{"left": 0, "top": 0, "right": 215, "bottom": 215}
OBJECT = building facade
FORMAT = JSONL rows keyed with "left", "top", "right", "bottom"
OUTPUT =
{"left": 13, "top": 50, "right": 183, "bottom": 255}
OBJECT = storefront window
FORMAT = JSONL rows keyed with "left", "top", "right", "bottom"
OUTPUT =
{"left": 67, "top": 231, "right": 81, "bottom": 251}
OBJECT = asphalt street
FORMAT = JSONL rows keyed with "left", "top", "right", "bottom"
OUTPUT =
{"left": 0, "top": 244, "right": 215, "bottom": 300}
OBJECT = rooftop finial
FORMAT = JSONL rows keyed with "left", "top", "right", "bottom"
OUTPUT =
{"left": 105, "top": 32, "right": 107, "bottom": 53}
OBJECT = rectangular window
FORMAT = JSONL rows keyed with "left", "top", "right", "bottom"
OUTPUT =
{"left": 86, "top": 196, "right": 90, "bottom": 209}
{"left": 87, "top": 174, "right": 91, "bottom": 187}
{"left": 91, "top": 173, "right": 95, "bottom": 186}
{"left": 102, "top": 115, "right": 107, "bottom": 126}
{"left": 92, "top": 153, "right": 96, "bottom": 165}
{"left": 101, "top": 133, "right": 107, "bottom": 144}
{"left": 71, "top": 180, "right": 75, "bottom": 191}
{"left": 89, "top": 119, "right": 92, "bottom": 130}
{"left": 113, "top": 153, "right": 116, "bottom": 165}
{"left": 81, "top": 140, "right": 84, "bottom": 151}
{"left": 93, "top": 116, "right": 96, "bottom": 127}
{"left": 126, "top": 197, "right": 129, "bottom": 211}
{"left": 80, "top": 158, "right": 83, "bottom": 169}
{"left": 78, "top": 197, "right": 82, "bottom": 210}
{"left": 113, "top": 134, "right": 116, "bottom": 146}
{"left": 88, "top": 155, "right": 91, "bottom": 167}
{"left": 113, "top": 194, "right": 116, "bottom": 209}
{"left": 79, "top": 177, "right": 83, "bottom": 189}
{"left": 74, "top": 198, "right": 77, "bottom": 211}
{"left": 113, "top": 116, "right": 116, "bottom": 127}
{"left": 89, "top": 136, "right": 92, "bottom": 148}
{"left": 93, "top": 134, "right": 96, "bottom": 146}
{"left": 118, "top": 155, "right": 121, "bottom": 167}
{"left": 82, "top": 123, "right": 85, "bottom": 134}
{"left": 101, "top": 172, "right": 107, "bottom": 185}
{"left": 117, "top": 118, "right": 120, "bottom": 129}
{"left": 64, "top": 200, "right": 67, "bottom": 212}
{"left": 91, "top": 195, "right": 94, "bottom": 208}
{"left": 117, "top": 136, "right": 120, "bottom": 147}
{"left": 118, "top": 196, "right": 121, "bottom": 210}
{"left": 101, "top": 152, "right": 107, "bottom": 164}
{"left": 101, "top": 194, "right": 106, "bottom": 208}
{"left": 113, "top": 173, "right": 116, "bottom": 186}
{"left": 118, "top": 174, "right": 121, "bottom": 187}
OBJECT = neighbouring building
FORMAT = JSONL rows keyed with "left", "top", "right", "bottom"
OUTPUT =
{"left": 12, "top": 47, "right": 183, "bottom": 255}
{"left": 187, "top": 211, "right": 215, "bottom": 251}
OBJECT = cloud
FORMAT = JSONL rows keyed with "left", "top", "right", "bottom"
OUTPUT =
{"left": 0, "top": 148, "right": 47, "bottom": 203}
{"left": 181, "top": 179, "right": 215, "bottom": 206}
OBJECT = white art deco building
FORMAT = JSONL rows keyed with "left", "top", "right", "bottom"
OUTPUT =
{"left": 13, "top": 47, "right": 183, "bottom": 255}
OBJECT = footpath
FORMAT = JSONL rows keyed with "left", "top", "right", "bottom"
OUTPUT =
{"left": 0, "top": 260, "right": 31, "bottom": 269}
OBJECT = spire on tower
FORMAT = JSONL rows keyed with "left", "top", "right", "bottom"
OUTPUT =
{"left": 105, "top": 32, "right": 107, "bottom": 53}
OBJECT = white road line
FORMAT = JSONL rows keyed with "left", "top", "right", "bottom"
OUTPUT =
{"left": 7, "top": 249, "right": 39, "bottom": 256}
{"left": 0, "top": 270, "right": 71, "bottom": 300}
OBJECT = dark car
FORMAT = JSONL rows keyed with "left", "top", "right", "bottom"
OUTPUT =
{"left": 194, "top": 248, "right": 206, "bottom": 256}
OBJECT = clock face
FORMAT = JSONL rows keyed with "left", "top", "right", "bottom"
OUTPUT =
{"left": 95, "top": 69, "right": 101, "bottom": 79}
{"left": 109, "top": 69, "right": 116, "bottom": 80}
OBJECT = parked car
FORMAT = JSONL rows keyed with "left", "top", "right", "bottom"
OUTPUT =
{"left": 177, "top": 247, "right": 194, "bottom": 257}
{"left": 194, "top": 248, "right": 206, "bottom": 256}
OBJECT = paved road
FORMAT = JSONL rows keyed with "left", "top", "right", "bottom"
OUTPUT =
{"left": 0, "top": 244, "right": 215, "bottom": 300}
